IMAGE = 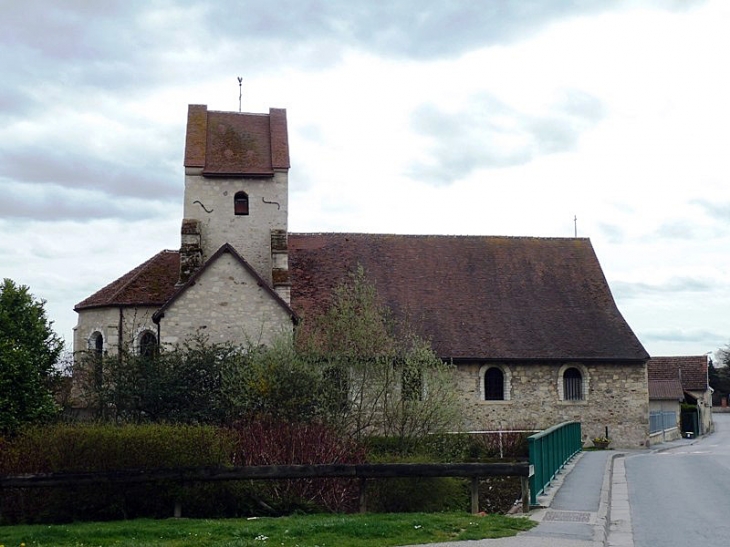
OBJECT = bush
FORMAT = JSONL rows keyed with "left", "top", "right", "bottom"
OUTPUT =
{"left": 365, "top": 431, "right": 531, "bottom": 463}
{"left": 0, "top": 423, "right": 240, "bottom": 523}
{"left": 229, "top": 417, "right": 367, "bottom": 514}
{"left": 366, "top": 476, "right": 467, "bottom": 513}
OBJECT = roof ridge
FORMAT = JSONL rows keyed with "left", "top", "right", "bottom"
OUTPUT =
{"left": 289, "top": 232, "right": 589, "bottom": 241}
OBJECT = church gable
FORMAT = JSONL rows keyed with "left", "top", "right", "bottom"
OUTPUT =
{"left": 154, "top": 244, "right": 295, "bottom": 347}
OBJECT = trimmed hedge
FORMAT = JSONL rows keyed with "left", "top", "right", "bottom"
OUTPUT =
{"left": 0, "top": 425, "right": 528, "bottom": 523}
{"left": 0, "top": 424, "right": 239, "bottom": 523}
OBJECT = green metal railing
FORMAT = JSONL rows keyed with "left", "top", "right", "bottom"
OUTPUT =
{"left": 528, "top": 421, "right": 582, "bottom": 505}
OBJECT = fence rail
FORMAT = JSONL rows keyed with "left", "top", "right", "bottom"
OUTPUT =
{"left": 0, "top": 462, "right": 533, "bottom": 515}
{"left": 528, "top": 421, "right": 582, "bottom": 505}
{"left": 650, "top": 410, "right": 677, "bottom": 434}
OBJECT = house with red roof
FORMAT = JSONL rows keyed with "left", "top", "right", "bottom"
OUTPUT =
{"left": 647, "top": 356, "right": 713, "bottom": 441}
{"left": 74, "top": 104, "right": 651, "bottom": 447}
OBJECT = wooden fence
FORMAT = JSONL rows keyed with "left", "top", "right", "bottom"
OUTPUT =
{"left": 0, "top": 462, "right": 533, "bottom": 516}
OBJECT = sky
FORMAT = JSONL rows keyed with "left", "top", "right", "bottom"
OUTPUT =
{"left": 1, "top": 0, "right": 729, "bottom": 360}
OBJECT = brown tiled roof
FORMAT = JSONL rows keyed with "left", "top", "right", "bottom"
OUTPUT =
{"left": 648, "top": 379, "right": 684, "bottom": 400}
{"left": 288, "top": 233, "right": 649, "bottom": 362}
{"left": 74, "top": 250, "right": 180, "bottom": 310}
{"left": 184, "top": 104, "right": 290, "bottom": 176}
{"left": 648, "top": 356, "right": 709, "bottom": 392}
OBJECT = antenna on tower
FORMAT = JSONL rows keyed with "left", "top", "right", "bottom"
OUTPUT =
{"left": 237, "top": 77, "right": 243, "bottom": 112}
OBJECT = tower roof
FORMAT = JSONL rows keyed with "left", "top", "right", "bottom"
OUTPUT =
{"left": 184, "top": 104, "right": 290, "bottom": 176}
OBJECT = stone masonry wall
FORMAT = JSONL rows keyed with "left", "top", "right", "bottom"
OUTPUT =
{"left": 73, "top": 306, "right": 159, "bottom": 356}
{"left": 183, "top": 170, "right": 288, "bottom": 285}
{"left": 159, "top": 252, "right": 293, "bottom": 348}
{"left": 454, "top": 361, "right": 649, "bottom": 448}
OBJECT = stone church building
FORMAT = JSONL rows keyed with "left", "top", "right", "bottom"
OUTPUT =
{"left": 74, "top": 104, "right": 651, "bottom": 447}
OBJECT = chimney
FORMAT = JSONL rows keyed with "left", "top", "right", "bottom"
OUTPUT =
{"left": 179, "top": 219, "right": 202, "bottom": 284}
{"left": 271, "top": 229, "right": 290, "bottom": 303}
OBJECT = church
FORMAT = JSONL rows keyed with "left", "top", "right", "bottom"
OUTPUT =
{"left": 74, "top": 104, "right": 651, "bottom": 447}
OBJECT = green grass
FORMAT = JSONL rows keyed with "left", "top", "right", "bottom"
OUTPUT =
{"left": 0, "top": 512, "right": 536, "bottom": 547}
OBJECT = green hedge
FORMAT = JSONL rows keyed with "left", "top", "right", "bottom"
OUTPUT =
{"left": 0, "top": 425, "right": 526, "bottom": 523}
{"left": 0, "top": 423, "right": 243, "bottom": 523}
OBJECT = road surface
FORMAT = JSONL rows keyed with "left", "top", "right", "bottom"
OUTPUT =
{"left": 627, "top": 412, "right": 730, "bottom": 546}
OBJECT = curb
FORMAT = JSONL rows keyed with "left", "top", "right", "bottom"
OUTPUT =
{"left": 594, "top": 452, "right": 619, "bottom": 545}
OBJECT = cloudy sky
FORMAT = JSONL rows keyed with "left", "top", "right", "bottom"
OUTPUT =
{"left": 2, "top": 0, "right": 729, "bottom": 359}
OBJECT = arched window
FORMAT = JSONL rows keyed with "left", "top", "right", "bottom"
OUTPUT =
{"left": 563, "top": 367, "right": 583, "bottom": 400}
{"left": 139, "top": 331, "right": 157, "bottom": 358}
{"left": 89, "top": 331, "right": 103, "bottom": 355}
{"left": 484, "top": 367, "right": 504, "bottom": 400}
{"left": 89, "top": 331, "right": 104, "bottom": 388}
{"left": 234, "top": 191, "right": 249, "bottom": 215}
{"left": 479, "top": 364, "right": 511, "bottom": 401}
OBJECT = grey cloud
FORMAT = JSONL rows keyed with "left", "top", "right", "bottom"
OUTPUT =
{"left": 206, "top": 0, "right": 703, "bottom": 61}
{"left": 598, "top": 223, "right": 625, "bottom": 244}
{"left": 692, "top": 199, "right": 730, "bottom": 223}
{"left": 641, "top": 328, "right": 721, "bottom": 343}
{"left": 639, "top": 328, "right": 726, "bottom": 353}
{"left": 654, "top": 220, "right": 704, "bottom": 240}
{"left": 0, "top": 147, "right": 178, "bottom": 201}
{"left": 611, "top": 277, "right": 715, "bottom": 300}
{"left": 0, "top": 180, "right": 174, "bottom": 222}
{"left": 0, "top": 0, "right": 707, "bottom": 117}
{"left": 408, "top": 90, "right": 605, "bottom": 185}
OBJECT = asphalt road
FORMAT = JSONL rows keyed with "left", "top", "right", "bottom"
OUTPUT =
{"left": 627, "top": 412, "right": 730, "bottom": 546}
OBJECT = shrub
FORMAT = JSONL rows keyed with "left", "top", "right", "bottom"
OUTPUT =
{"left": 229, "top": 417, "right": 367, "bottom": 514}
{"left": 366, "top": 476, "right": 467, "bottom": 513}
{"left": 0, "top": 423, "right": 239, "bottom": 523}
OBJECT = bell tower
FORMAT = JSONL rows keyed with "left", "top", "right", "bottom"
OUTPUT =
{"left": 179, "top": 104, "right": 290, "bottom": 301}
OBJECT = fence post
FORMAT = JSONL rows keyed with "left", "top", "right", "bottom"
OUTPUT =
{"left": 470, "top": 477, "right": 480, "bottom": 514}
{"left": 358, "top": 478, "right": 368, "bottom": 513}
{"left": 520, "top": 476, "right": 530, "bottom": 514}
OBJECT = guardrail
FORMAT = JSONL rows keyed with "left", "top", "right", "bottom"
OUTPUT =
{"left": 0, "top": 462, "right": 533, "bottom": 516}
{"left": 528, "top": 421, "right": 582, "bottom": 505}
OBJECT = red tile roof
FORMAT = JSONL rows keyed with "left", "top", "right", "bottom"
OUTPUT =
{"left": 288, "top": 233, "right": 649, "bottom": 362}
{"left": 648, "top": 379, "right": 684, "bottom": 400}
{"left": 184, "top": 105, "right": 290, "bottom": 176}
{"left": 75, "top": 234, "right": 649, "bottom": 363}
{"left": 648, "top": 356, "right": 709, "bottom": 392}
{"left": 74, "top": 250, "right": 180, "bottom": 310}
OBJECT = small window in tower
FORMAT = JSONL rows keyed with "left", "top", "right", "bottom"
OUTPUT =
{"left": 234, "top": 191, "right": 249, "bottom": 215}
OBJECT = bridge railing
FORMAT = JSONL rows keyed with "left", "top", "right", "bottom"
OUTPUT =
{"left": 528, "top": 421, "right": 582, "bottom": 505}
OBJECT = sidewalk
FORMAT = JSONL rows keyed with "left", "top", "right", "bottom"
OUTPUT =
{"left": 402, "top": 448, "right": 617, "bottom": 547}
{"left": 403, "top": 435, "right": 701, "bottom": 547}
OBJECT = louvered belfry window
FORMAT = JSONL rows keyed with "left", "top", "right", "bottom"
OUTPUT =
{"left": 563, "top": 367, "right": 583, "bottom": 400}
{"left": 234, "top": 191, "right": 249, "bottom": 215}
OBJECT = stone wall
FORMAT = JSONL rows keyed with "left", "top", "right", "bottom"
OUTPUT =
{"left": 183, "top": 170, "right": 288, "bottom": 285}
{"left": 158, "top": 251, "right": 294, "bottom": 348}
{"left": 454, "top": 361, "right": 649, "bottom": 448}
{"left": 73, "top": 306, "right": 159, "bottom": 356}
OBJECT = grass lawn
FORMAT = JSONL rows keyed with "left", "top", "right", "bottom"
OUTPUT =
{"left": 0, "top": 512, "right": 536, "bottom": 546}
